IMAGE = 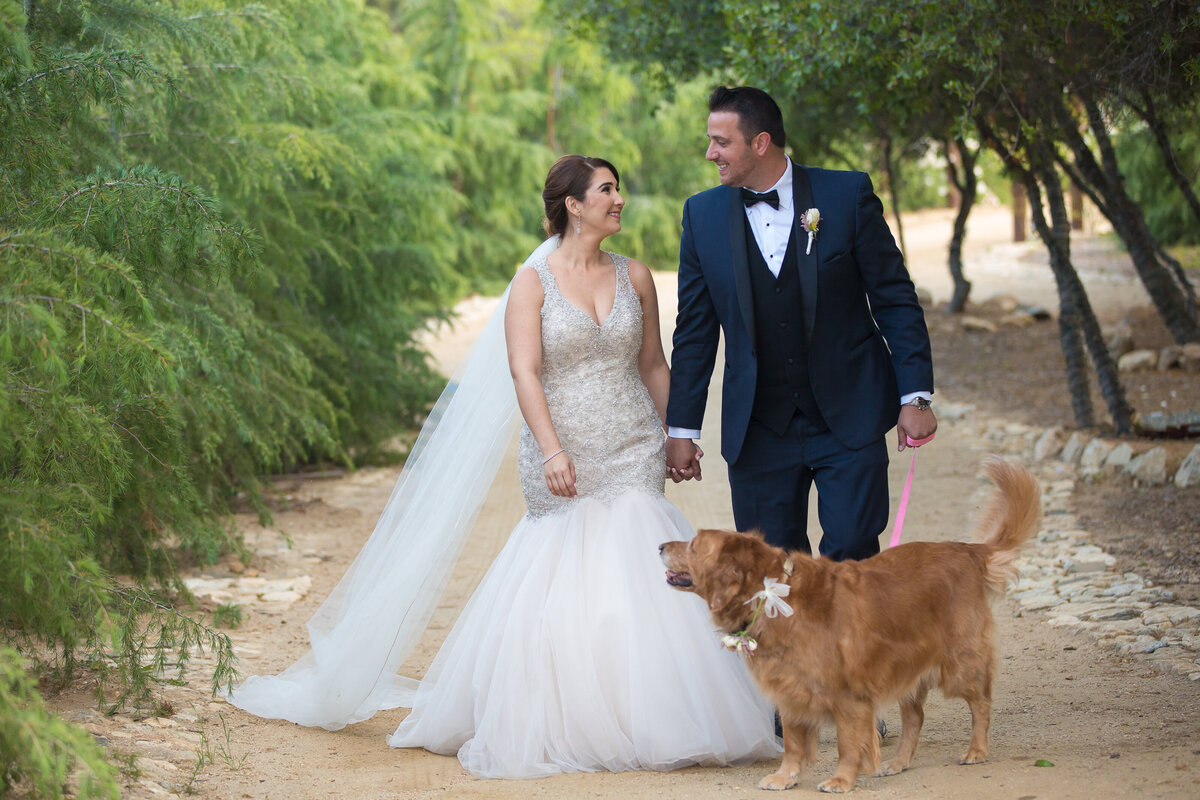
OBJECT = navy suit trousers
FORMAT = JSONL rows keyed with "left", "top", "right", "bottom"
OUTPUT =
{"left": 728, "top": 413, "right": 888, "bottom": 562}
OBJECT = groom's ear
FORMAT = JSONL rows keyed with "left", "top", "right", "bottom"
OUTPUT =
{"left": 751, "top": 131, "right": 772, "bottom": 156}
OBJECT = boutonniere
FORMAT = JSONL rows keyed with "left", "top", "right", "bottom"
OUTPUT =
{"left": 800, "top": 207, "right": 820, "bottom": 255}
{"left": 719, "top": 576, "right": 794, "bottom": 656}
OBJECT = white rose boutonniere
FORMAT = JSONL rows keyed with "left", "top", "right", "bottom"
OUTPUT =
{"left": 800, "top": 207, "right": 820, "bottom": 255}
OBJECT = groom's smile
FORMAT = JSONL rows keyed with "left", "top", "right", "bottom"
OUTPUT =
{"left": 706, "top": 110, "right": 762, "bottom": 189}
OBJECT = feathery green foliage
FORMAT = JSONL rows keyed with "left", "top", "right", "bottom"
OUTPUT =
{"left": 0, "top": 648, "right": 118, "bottom": 798}
{"left": 1117, "top": 118, "right": 1200, "bottom": 246}
{"left": 3, "top": 0, "right": 733, "bottom": 794}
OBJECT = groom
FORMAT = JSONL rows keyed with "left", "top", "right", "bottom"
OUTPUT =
{"left": 665, "top": 86, "right": 936, "bottom": 562}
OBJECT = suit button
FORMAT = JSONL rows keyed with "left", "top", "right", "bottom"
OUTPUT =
{"left": 774, "top": 287, "right": 782, "bottom": 294}
{"left": 787, "top": 358, "right": 794, "bottom": 365}
{"left": 792, "top": 392, "right": 800, "bottom": 398}
{"left": 779, "top": 321, "right": 788, "bottom": 329}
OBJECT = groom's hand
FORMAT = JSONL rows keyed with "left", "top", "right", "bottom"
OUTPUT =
{"left": 897, "top": 405, "right": 937, "bottom": 451}
{"left": 666, "top": 437, "right": 703, "bottom": 483}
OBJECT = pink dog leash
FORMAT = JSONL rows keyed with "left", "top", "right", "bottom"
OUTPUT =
{"left": 888, "top": 431, "right": 935, "bottom": 548}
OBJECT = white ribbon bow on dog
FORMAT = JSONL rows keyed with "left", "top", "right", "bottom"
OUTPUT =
{"left": 744, "top": 577, "right": 794, "bottom": 618}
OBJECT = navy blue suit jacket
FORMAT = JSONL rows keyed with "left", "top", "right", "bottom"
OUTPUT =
{"left": 667, "top": 166, "right": 933, "bottom": 464}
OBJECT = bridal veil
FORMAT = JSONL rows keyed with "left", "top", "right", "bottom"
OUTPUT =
{"left": 226, "top": 235, "right": 562, "bottom": 728}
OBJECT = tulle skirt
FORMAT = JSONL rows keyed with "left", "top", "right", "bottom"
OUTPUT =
{"left": 387, "top": 488, "right": 780, "bottom": 779}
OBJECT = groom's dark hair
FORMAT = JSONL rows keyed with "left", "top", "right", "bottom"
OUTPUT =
{"left": 708, "top": 86, "right": 786, "bottom": 149}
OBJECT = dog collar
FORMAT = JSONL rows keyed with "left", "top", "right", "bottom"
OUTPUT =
{"left": 720, "top": 558, "right": 796, "bottom": 656}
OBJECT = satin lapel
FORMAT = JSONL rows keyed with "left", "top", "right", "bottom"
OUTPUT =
{"left": 793, "top": 166, "right": 818, "bottom": 341}
{"left": 727, "top": 188, "right": 755, "bottom": 341}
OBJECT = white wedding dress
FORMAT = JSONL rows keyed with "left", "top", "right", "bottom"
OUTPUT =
{"left": 386, "top": 252, "right": 779, "bottom": 777}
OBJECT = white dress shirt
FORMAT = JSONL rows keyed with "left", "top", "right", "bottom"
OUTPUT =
{"left": 744, "top": 158, "right": 795, "bottom": 278}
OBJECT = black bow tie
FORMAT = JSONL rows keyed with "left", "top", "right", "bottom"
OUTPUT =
{"left": 741, "top": 188, "right": 780, "bottom": 209}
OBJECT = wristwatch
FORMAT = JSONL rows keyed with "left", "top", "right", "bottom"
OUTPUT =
{"left": 906, "top": 397, "right": 932, "bottom": 411}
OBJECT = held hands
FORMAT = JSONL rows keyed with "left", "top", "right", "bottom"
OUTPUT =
{"left": 896, "top": 404, "right": 938, "bottom": 452}
{"left": 543, "top": 450, "right": 577, "bottom": 497}
{"left": 666, "top": 437, "right": 704, "bottom": 483}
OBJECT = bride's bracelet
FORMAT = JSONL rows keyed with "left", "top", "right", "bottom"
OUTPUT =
{"left": 543, "top": 448, "right": 565, "bottom": 464}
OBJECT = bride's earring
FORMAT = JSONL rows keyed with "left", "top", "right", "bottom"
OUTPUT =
{"left": 575, "top": 213, "right": 581, "bottom": 235}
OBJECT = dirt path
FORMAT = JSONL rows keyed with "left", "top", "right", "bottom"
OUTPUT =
{"left": 62, "top": 207, "right": 1200, "bottom": 799}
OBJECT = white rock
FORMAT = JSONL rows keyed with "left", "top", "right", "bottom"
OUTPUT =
{"left": 1098, "top": 581, "right": 1142, "bottom": 598}
{"left": 1098, "top": 619, "right": 1143, "bottom": 635}
{"left": 1060, "top": 432, "right": 1090, "bottom": 463}
{"left": 1175, "top": 445, "right": 1200, "bottom": 488}
{"left": 1158, "top": 346, "right": 1181, "bottom": 371}
{"left": 1001, "top": 311, "right": 1036, "bottom": 328}
{"left": 1143, "top": 606, "right": 1200, "bottom": 627}
{"left": 1117, "top": 349, "right": 1158, "bottom": 372}
{"left": 1180, "top": 342, "right": 1200, "bottom": 373}
{"left": 961, "top": 315, "right": 998, "bottom": 333}
{"left": 1103, "top": 443, "right": 1134, "bottom": 470}
{"left": 260, "top": 590, "right": 304, "bottom": 604}
{"left": 935, "top": 401, "right": 975, "bottom": 421}
{"left": 1125, "top": 447, "right": 1168, "bottom": 485}
{"left": 1106, "top": 320, "right": 1134, "bottom": 358}
{"left": 1016, "top": 592, "right": 1064, "bottom": 611}
{"left": 1080, "top": 439, "right": 1114, "bottom": 473}
{"left": 987, "top": 294, "right": 1021, "bottom": 312}
{"left": 1033, "top": 427, "right": 1066, "bottom": 461}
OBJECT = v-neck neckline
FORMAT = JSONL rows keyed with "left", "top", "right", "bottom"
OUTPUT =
{"left": 545, "top": 254, "right": 619, "bottom": 329}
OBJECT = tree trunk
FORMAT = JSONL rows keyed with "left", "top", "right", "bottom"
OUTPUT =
{"left": 881, "top": 135, "right": 908, "bottom": 262}
{"left": 944, "top": 138, "right": 977, "bottom": 313}
{"left": 1062, "top": 95, "right": 1200, "bottom": 341}
{"left": 945, "top": 142, "right": 962, "bottom": 209}
{"left": 980, "top": 117, "right": 1135, "bottom": 431}
{"left": 1031, "top": 145, "right": 1135, "bottom": 433}
{"left": 1069, "top": 181, "right": 1084, "bottom": 231}
{"left": 1019, "top": 166, "right": 1093, "bottom": 427}
{"left": 1011, "top": 180, "right": 1027, "bottom": 242}
{"left": 1133, "top": 89, "right": 1200, "bottom": 232}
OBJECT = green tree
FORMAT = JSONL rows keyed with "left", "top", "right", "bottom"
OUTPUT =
{"left": 565, "top": 0, "right": 1200, "bottom": 431}
{"left": 2, "top": 0, "right": 461, "bottom": 793}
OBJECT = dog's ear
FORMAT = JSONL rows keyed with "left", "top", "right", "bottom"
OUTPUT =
{"left": 707, "top": 581, "right": 741, "bottom": 613}
{"left": 704, "top": 562, "right": 744, "bottom": 612}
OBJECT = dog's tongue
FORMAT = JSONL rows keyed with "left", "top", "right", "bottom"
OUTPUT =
{"left": 665, "top": 570, "right": 693, "bottom": 587}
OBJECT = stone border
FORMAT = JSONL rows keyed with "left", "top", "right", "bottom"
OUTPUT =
{"left": 938, "top": 402, "right": 1200, "bottom": 682}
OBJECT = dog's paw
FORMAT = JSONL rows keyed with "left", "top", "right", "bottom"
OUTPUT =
{"left": 816, "top": 776, "right": 855, "bottom": 793}
{"left": 959, "top": 749, "right": 988, "bottom": 766}
{"left": 758, "top": 771, "right": 798, "bottom": 791}
{"left": 875, "top": 758, "right": 907, "bottom": 777}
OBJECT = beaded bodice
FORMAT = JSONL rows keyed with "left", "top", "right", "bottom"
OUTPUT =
{"left": 517, "top": 252, "right": 666, "bottom": 519}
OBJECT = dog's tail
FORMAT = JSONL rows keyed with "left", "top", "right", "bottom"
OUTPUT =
{"left": 977, "top": 457, "right": 1042, "bottom": 594}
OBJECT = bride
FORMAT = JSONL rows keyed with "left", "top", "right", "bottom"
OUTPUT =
{"left": 227, "top": 155, "right": 779, "bottom": 779}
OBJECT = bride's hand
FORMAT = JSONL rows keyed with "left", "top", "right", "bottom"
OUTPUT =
{"left": 544, "top": 451, "right": 577, "bottom": 497}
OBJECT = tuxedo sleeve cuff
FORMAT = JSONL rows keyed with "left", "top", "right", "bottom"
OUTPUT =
{"left": 667, "top": 427, "right": 702, "bottom": 440}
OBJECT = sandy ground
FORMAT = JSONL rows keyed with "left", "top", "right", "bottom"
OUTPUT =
{"left": 64, "top": 205, "right": 1200, "bottom": 799}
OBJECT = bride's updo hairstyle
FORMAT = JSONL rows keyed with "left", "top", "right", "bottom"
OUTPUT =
{"left": 542, "top": 154, "right": 620, "bottom": 237}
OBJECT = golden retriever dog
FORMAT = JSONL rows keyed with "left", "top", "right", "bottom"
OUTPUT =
{"left": 660, "top": 458, "right": 1041, "bottom": 793}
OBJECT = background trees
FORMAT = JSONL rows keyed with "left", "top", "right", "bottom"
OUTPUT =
{"left": 562, "top": 0, "right": 1200, "bottom": 433}
{"left": 0, "top": 0, "right": 710, "bottom": 793}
